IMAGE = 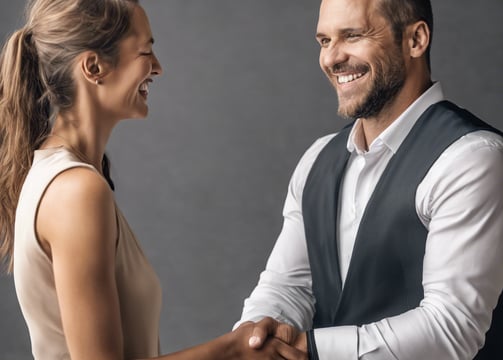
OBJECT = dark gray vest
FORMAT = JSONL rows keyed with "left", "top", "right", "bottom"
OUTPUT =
{"left": 302, "top": 101, "right": 502, "bottom": 359}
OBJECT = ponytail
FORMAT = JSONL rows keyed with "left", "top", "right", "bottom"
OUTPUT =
{"left": 0, "top": 27, "right": 50, "bottom": 273}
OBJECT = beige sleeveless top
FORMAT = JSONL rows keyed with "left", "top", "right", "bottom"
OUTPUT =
{"left": 13, "top": 148, "right": 162, "bottom": 360}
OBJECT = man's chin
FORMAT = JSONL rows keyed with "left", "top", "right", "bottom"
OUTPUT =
{"left": 337, "top": 102, "right": 361, "bottom": 120}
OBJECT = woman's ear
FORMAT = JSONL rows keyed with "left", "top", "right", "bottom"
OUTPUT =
{"left": 80, "top": 52, "right": 108, "bottom": 85}
{"left": 407, "top": 20, "right": 430, "bottom": 59}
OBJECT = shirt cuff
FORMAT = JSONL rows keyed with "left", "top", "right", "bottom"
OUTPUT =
{"left": 313, "top": 326, "right": 358, "bottom": 360}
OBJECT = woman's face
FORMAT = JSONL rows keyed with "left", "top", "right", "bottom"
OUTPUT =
{"left": 98, "top": 5, "right": 163, "bottom": 121}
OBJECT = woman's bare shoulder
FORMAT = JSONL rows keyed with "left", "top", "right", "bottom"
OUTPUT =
{"left": 36, "top": 166, "right": 117, "bottom": 251}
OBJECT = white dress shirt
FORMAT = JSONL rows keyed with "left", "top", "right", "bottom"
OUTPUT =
{"left": 237, "top": 83, "right": 503, "bottom": 359}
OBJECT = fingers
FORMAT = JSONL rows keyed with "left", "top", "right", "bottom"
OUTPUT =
{"left": 275, "top": 322, "right": 299, "bottom": 345}
{"left": 233, "top": 320, "right": 307, "bottom": 359}
{"left": 293, "top": 331, "right": 308, "bottom": 353}
{"left": 268, "top": 337, "right": 309, "bottom": 360}
{"left": 248, "top": 317, "right": 278, "bottom": 349}
{"left": 247, "top": 317, "right": 301, "bottom": 351}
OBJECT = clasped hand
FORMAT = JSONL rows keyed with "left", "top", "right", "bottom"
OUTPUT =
{"left": 233, "top": 317, "right": 307, "bottom": 360}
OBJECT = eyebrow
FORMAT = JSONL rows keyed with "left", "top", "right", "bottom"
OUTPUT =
{"left": 340, "top": 28, "right": 365, "bottom": 35}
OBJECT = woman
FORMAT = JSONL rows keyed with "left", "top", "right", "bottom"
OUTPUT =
{"left": 0, "top": 0, "right": 306, "bottom": 359}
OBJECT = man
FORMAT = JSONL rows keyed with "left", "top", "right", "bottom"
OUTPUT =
{"left": 236, "top": 0, "right": 503, "bottom": 359}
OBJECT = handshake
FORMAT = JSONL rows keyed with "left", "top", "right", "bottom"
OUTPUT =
{"left": 231, "top": 317, "right": 308, "bottom": 360}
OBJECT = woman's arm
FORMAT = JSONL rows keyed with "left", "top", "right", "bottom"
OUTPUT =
{"left": 148, "top": 321, "right": 306, "bottom": 360}
{"left": 37, "top": 167, "right": 123, "bottom": 360}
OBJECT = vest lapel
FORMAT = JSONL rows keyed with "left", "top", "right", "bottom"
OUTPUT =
{"left": 303, "top": 124, "right": 352, "bottom": 325}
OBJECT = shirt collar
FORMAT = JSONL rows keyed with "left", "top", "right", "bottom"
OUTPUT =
{"left": 347, "top": 82, "right": 445, "bottom": 155}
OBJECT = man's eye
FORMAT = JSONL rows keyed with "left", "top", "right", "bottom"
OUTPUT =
{"left": 140, "top": 51, "right": 153, "bottom": 56}
{"left": 346, "top": 33, "right": 362, "bottom": 40}
{"left": 319, "top": 38, "right": 330, "bottom": 46}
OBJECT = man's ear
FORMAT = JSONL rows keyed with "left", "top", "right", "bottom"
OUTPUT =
{"left": 406, "top": 20, "right": 430, "bottom": 59}
{"left": 80, "top": 52, "right": 109, "bottom": 85}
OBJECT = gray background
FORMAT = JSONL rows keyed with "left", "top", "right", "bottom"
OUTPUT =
{"left": 1, "top": 1, "right": 502, "bottom": 358}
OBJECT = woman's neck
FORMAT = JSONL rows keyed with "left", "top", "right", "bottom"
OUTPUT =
{"left": 43, "top": 111, "right": 113, "bottom": 171}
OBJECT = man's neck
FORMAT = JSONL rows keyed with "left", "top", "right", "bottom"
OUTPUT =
{"left": 360, "top": 78, "right": 433, "bottom": 150}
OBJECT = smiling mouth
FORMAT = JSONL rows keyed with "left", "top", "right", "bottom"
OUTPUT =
{"left": 139, "top": 79, "right": 152, "bottom": 98}
{"left": 336, "top": 72, "right": 365, "bottom": 84}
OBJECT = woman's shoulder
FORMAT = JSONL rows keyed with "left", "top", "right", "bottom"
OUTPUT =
{"left": 23, "top": 148, "right": 109, "bottom": 207}
{"left": 39, "top": 160, "right": 114, "bottom": 224}
{"left": 48, "top": 165, "right": 111, "bottom": 200}
{"left": 35, "top": 149, "right": 117, "bottom": 250}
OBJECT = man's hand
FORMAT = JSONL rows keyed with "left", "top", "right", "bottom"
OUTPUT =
{"left": 293, "top": 331, "right": 307, "bottom": 353}
{"left": 230, "top": 319, "right": 307, "bottom": 359}
{"left": 243, "top": 317, "right": 308, "bottom": 353}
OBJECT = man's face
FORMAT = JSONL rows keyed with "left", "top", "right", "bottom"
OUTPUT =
{"left": 316, "top": 0, "right": 406, "bottom": 119}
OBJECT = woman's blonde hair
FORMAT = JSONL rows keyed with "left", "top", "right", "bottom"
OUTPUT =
{"left": 0, "top": 0, "right": 138, "bottom": 272}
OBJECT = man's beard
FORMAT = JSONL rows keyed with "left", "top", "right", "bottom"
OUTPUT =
{"left": 337, "top": 50, "right": 406, "bottom": 120}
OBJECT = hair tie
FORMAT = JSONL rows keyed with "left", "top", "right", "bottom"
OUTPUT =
{"left": 22, "top": 27, "right": 34, "bottom": 46}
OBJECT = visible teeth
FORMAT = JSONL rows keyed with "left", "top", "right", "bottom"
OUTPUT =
{"left": 139, "top": 81, "right": 149, "bottom": 94}
{"left": 337, "top": 72, "right": 364, "bottom": 84}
